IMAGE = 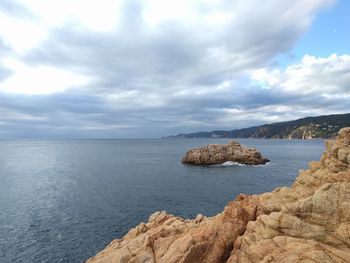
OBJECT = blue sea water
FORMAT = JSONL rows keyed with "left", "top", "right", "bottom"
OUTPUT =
{"left": 0, "top": 139, "right": 325, "bottom": 262}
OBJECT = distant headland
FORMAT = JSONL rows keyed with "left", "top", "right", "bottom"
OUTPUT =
{"left": 164, "top": 113, "right": 350, "bottom": 139}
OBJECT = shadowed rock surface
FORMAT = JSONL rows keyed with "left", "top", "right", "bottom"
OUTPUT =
{"left": 181, "top": 141, "right": 269, "bottom": 165}
{"left": 87, "top": 128, "right": 350, "bottom": 263}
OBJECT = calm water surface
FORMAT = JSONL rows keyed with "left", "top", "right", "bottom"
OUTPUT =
{"left": 0, "top": 139, "right": 325, "bottom": 262}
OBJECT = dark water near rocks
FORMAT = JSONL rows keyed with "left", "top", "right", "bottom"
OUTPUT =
{"left": 0, "top": 139, "right": 325, "bottom": 262}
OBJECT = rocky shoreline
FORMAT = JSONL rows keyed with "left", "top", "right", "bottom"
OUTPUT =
{"left": 181, "top": 140, "right": 269, "bottom": 165}
{"left": 87, "top": 128, "right": 350, "bottom": 263}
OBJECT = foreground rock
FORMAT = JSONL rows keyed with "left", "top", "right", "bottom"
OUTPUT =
{"left": 87, "top": 128, "right": 350, "bottom": 263}
{"left": 181, "top": 140, "right": 269, "bottom": 165}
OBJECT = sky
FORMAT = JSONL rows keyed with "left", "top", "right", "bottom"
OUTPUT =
{"left": 0, "top": 0, "right": 349, "bottom": 138}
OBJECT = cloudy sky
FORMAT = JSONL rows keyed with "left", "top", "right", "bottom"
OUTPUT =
{"left": 0, "top": 0, "right": 349, "bottom": 138}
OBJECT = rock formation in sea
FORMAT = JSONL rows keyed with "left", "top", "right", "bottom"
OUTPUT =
{"left": 87, "top": 128, "right": 350, "bottom": 263}
{"left": 181, "top": 140, "right": 270, "bottom": 165}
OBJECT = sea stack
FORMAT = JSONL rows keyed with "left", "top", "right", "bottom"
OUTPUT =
{"left": 181, "top": 140, "right": 269, "bottom": 165}
{"left": 87, "top": 127, "right": 350, "bottom": 263}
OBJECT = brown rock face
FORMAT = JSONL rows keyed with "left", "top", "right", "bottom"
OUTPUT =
{"left": 181, "top": 140, "right": 269, "bottom": 165}
{"left": 87, "top": 128, "right": 350, "bottom": 263}
{"left": 87, "top": 195, "right": 260, "bottom": 263}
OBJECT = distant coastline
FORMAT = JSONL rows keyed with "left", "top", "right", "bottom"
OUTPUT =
{"left": 164, "top": 112, "right": 350, "bottom": 139}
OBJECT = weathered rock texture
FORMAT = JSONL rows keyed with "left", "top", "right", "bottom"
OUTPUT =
{"left": 87, "top": 128, "right": 350, "bottom": 263}
{"left": 181, "top": 141, "right": 269, "bottom": 165}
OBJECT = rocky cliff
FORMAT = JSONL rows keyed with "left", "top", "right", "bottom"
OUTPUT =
{"left": 182, "top": 141, "right": 269, "bottom": 165}
{"left": 87, "top": 128, "right": 350, "bottom": 263}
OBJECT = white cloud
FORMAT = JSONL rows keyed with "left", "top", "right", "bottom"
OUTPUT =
{"left": 0, "top": 10, "right": 46, "bottom": 53}
{"left": 252, "top": 54, "right": 350, "bottom": 96}
{"left": 0, "top": 59, "right": 91, "bottom": 94}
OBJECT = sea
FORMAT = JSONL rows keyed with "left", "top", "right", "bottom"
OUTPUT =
{"left": 0, "top": 138, "right": 325, "bottom": 262}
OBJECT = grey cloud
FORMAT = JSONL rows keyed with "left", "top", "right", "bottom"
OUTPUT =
{"left": 0, "top": 86, "right": 348, "bottom": 138}
{"left": 2, "top": 78, "right": 347, "bottom": 138}
{"left": 0, "top": 0, "right": 28, "bottom": 15}
{"left": 23, "top": 0, "right": 332, "bottom": 90}
{"left": 0, "top": 65, "right": 12, "bottom": 81}
{"left": 0, "top": 39, "right": 14, "bottom": 80}
{"left": 0, "top": 0, "right": 346, "bottom": 138}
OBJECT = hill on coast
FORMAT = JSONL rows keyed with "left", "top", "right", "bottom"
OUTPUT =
{"left": 165, "top": 113, "right": 350, "bottom": 139}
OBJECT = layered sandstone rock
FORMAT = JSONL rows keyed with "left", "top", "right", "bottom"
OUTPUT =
{"left": 229, "top": 127, "right": 350, "bottom": 263}
{"left": 181, "top": 141, "right": 269, "bottom": 165}
{"left": 87, "top": 128, "right": 350, "bottom": 263}
{"left": 87, "top": 196, "right": 260, "bottom": 263}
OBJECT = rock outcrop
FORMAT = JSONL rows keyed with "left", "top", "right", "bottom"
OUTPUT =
{"left": 87, "top": 128, "right": 350, "bottom": 263}
{"left": 181, "top": 141, "right": 269, "bottom": 165}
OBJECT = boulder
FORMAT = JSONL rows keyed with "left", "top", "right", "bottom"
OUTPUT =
{"left": 181, "top": 140, "right": 269, "bottom": 165}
